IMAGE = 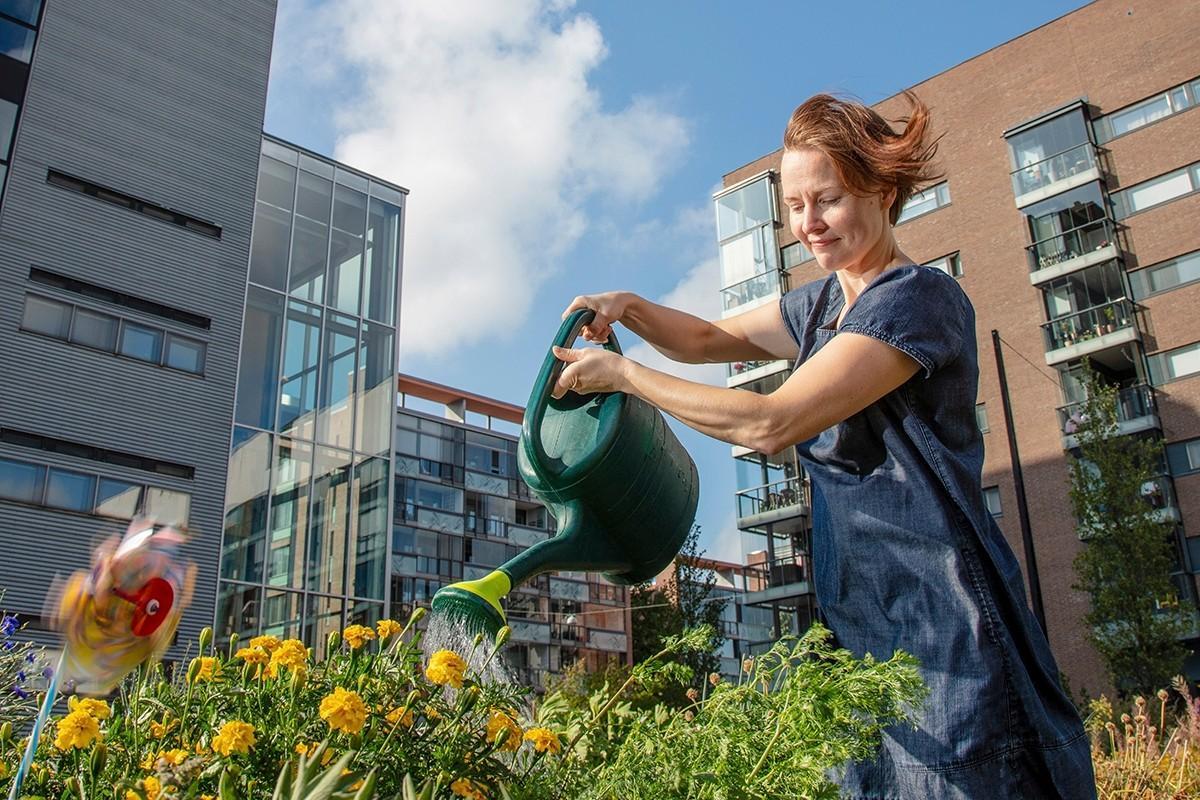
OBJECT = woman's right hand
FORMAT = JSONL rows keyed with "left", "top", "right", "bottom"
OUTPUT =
{"left": 561, "top": 291, "right": 636, "bottom": 343}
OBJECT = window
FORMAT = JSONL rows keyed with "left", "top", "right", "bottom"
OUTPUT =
{"left": 29, "top": 268, "right": 210, "bottom": 329}
{"left": 1166, "top": 438, "right": 1200, "bottom": 477}
{"left": 0, "top": 455, "right": 184, "bottom": 523}
{"left": 1111, "top": 161, "right": 1200, "bottom": 219}
{"left": 1148, "top": 342, "right": 1200, "bottom": 385}
{"left": 895, "top": 182, "right": 950, "bottom": 224}
{"left": 44, "top": 468, "right": 95, "bottom": 512}
{"left": 983, "top": 486, "right": 1002, "bottom": 517}
{"left": 975, "top": 403, "right": 989, "bottom": 433}
{"left": 47, "top": 171, "right": 221, "bottom": 238}
{"left": 1094, "top": 76, "right": 1199, "bottom": 143}
{"left": 20, "top": 295, "right": 70, "bottom": 337}
{"left": 781, "top": 241, "right": 814, "bottom": 269}
{"left": 0, "top": 457, "right": 42, "bottom": 502}
{"left": 95, "top": 478, "right": 143, "bottom": 518}
{"left": 924, "top": 252, "right": 962, "bottom": 278}
{"left": 70, "top": 308, "right": 118, "bottom": 350}
{"left": 165, "top": 335, "right": 205, "bottom": 372}
{"left": 1129, "top": 250, "right": 1200, "bottom": 300}
{"left": 0, "top": 15, "right": 34, "bottom": 62}
{"left": 715, "top": 175, "right": 775, "bottom": 241}
{"left": 119, "top": 322, "right": 163, "bottom": 363}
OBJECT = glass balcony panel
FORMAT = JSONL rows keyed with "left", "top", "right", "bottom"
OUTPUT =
{"left": 719, "top": 226, "right": 777, "bottom": 288}
{"left": 1041, "top": 260, "right": 1125, "bottom": 320}
{"left": 1008, "top": 110, "right": 1089, "bottom": 173}
{"left": 1011, "top": 142, "right": 1096, "bottom": 197}
{"left": 728, "top": 359, "right": 780, "bottom": 378}
{"left": 1057, "top": 383, "right": 1155, "bottom": 433}
{"left": 715, "top": 176, "right": 774, "bottom": 241}
{"left": 1041, "top": 298, "right": 1134, "bottom": 352}
{"left": 721, "top": 269, "right": 782, "bottom": 312}
{"left": 735, "top": 477, "right": 807, "bottom": 519}
{"left": 1027, "top": 218, "right": 1114, "bottom": 273}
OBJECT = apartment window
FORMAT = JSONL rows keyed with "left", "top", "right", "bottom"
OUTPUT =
{"left": 895, "top": 182, "right": 950, "bottom": 224}
{"left": 20, "top": 294, "right": 207, "bottom": 375}
{"left": 1094, "top": 77, "right": 1199, "bottom": 143}
{"left": 1166, "top": 438, "right": 1200, "bottom": 477}
{"left": 0, "top": 456, "right": 42, "bottom": 502}
{"left": 0, "top": 455, "right": 188, "bottom": 523}
{"left": 44, "top": 468, "right": 96, "bottom": 513}
{"left": 974, "top": 403, "right": 989, "bottom": 433}
{"left": 1129, "top": 250, "right": 1200, "bottom": 300}
{"left": 924, "top": 252, "right": 962, "bottom": 278}
{"left": 782, "top": 241, "right": 814, "bottom": 269}
{"left": 1148, "top": 342, "right": 1200, "bottom": 385}
{"left": 29, "top": 268, "right": 211, "bottom": 329}
{"left": 1111, "top": 161, "right": 1200, "bottom": 219}
{"left": 983, "top": 486, "right": 1002, "bottom": 517}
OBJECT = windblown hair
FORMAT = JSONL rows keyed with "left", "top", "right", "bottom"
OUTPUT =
{"left": 782, "top": 91, "right": 944, "bottom": 225}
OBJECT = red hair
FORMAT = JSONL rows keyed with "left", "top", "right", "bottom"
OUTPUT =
{"left": 783, "top": 92, "right": 943, "bottom": 225}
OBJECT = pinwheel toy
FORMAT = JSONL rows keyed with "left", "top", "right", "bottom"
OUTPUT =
{"left": 8, "top": 519, "right": 195, "bottom": 800}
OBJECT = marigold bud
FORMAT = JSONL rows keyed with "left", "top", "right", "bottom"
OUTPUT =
{"left": 494, "top": 625, "right": 512, "bottom": 650}
{"left": 686, "top": 688, "right": 698, "bottom": 702}
{"left": 0, "top": 721, "right": 11, "bottom": 742}
{"left": 227, "top": 632, "right": 240, "bottom": 656}
{"left": 199, "top": 626, "right": 213, "bottom": 652}
{"left": 327, "top": 630, "right": 341, "bottom": 654}
{"left": 708, "top": 672, "right": 720, "bottom": 687}
{"left": 90, "top": 741, "right": 108, "bottom": 776}
{"left": 409, "top": 606, "right": 427, "bottom": 625}
{"left": 186, "top": 657, "right": 202, "bottom": 684}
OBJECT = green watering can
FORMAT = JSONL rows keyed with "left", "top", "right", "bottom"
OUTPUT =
{"left": 429, "top": 309, "right": 700, "bottom": 638}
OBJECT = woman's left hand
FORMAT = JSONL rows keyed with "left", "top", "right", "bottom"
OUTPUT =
{"left": 550, "top": 346, "right": 630, "bottom": 399}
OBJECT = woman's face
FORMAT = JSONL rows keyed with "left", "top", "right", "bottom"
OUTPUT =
{"left": 779, "top": 147, "right": 896, "bottom": 275}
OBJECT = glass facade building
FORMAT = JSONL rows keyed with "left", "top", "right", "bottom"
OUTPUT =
{"left": 217, "top": 136, "right": 406, "bottom": 658}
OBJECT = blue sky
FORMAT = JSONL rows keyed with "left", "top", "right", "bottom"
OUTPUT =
{"left": 264, "top": 0, "right": 1091, "bottom": 562}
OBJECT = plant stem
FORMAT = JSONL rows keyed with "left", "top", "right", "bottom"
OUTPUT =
{"left": 746, "top": 696, "right": 791, "bottom": 782}
{"left": 562, "top": 641, "right": 674, "bottom": 757}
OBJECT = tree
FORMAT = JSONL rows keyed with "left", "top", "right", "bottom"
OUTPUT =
{"left": 629, "top": 525, "right": 728, "bottom": 699}
{"left": 1068, "top": 363, "right": 1189, "bottom": 697}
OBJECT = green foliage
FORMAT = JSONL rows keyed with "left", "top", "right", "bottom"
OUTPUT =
{"left": 1066, "top": 363, "right": 1189, "bottom": 697}
{"left": 630, "top": 525, "right": 727, "bottom": 703}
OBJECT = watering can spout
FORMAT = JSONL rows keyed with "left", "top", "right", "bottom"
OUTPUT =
{"left": 499, "top": 501, "right": 631, "bottom": 586}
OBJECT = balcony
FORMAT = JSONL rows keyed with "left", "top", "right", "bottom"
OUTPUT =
{"left": 735, "top": 477, "right": 808, "bottom": 533}
{"left": 1042, "top": 299, "right": 1138, "bottom": 366}
{"left": 1058, "top": 383, "right": 1159, "bottom": 448}
{"left": 1077, "top": 475, "right": 1181, "bottom": 540}
{"left": 720, "top": 269, "right": 786, "bottom": 317}
{"left": 1027, "top": 219, "right": 1119, "bottom": 285}
{"left": 739, "top": 553, "right": 812, "bottom": 607}
{"left": 727, "top": 358, "right": 789, "bottom": 388}
{"left": 1012, "top": 142, "right": 1101, "bottom": 208}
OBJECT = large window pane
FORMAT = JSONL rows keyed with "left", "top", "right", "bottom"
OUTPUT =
{"left": 248, "top": 157, "right": 297, "bottom": 290}
{"left": 216, "top": 582, "right": 261, "bottom": 642}
{"left": 21, "top": 295, "right": 71, "bottom": 338}
{"left": 1007, "top": 111, "right": 1089, "bottom": 171}
{"left": 363, "top": 197, "right": 400, "bottom": 324}
{"left": 0, "top": 16, "right": 34, "bottom": 62}
{"left": 144, "top": 487, "right": 190, "bottom": 527}
{"left": 70, "top": 308, "right": 117, "bottom": 351}
{"left": 351, "top": 456, "right": 389, "bottom": 600}
{"left": 1126, "top": 171, "right": 1192, "bottom": 214}
{"left": 0, "top": 97, "right": 18, "bottom": 161}
{"left": 268, "top": 439, "right": 311, "bottom": 589}
{"left": 118, "top": 322, "right": 163, "bottom": 364}
{"left": 355, "top": 322, "right": 395, "bottom": 455}
{"left": 289, "top": 170, "right": 332, "bottom": 303}
{"left": 303, "top": 594, "right": 343, "bottom": 660}
{"left": 1024, "top": 182, "right": 1106, "bottom": 245}
{"left": 165, "top": 335, "right": 205, "bottom": 373}
{"left": 308, "top": 447, "right": 352, "bottom": 595}
{"left": 327, "top": 183, "right": 366, "bottom": 314}
{"left": 262, "top": 589, "right": 302, "bottom": 639}
{"left": 1130, "top": 250, "right": 1200, "bottom": 300}
{"left": 719, "top": 226, "right": 777, "bottom": 288}
{"left": 222, "top": 427, "right": 271, "bottom": 583}
{"left": 44, "top": 468, "right": 95, "bottom": 512}
{"left": 95, "top": 477, "right": 141, "bottom": 518}
{"left": 715, "top": 177, "right": 773, "bottom": 241}
{"left": 317, "top": 313, "right": 357, "bottom": 448}
{"left": 278, "top": 300, "right": 322, "bottom": 438}
{"left": 234, "top": 287, "right": 285, "bottom": 430}
{"left": 0, "top": 1, "right": 41, "bottom": 25}
{"left": 0, "top": 457, "right": 42, "bottom": 502}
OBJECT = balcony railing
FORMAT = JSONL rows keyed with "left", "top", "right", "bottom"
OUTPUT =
{"left": 1011, "top": 142, "right": 1097, "bottom": 197}
{"left": 1027, "top": 218, "right": 1115, "bottom": 273}
{"left": 744, "top": 553, "right": 810, "bottom": 590}
{"left": 1057, "top": 383, "right": 1155, "bottom": 434}
{"left": 721, "top": 269, "right": 785, "bottom": 312}
{"left": 736, "top": 477, "right": 806, "bottom": 520}
{"left": 1042, "top": 298, "right": 1135, "bottom": 352}
{"left": 728, "top": 359, "right": 780, "bottom": 378}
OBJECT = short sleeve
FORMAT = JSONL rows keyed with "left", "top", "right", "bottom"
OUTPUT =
{"left": 837, "top": 266, "right": 968, "bottom": 378}
{"left": 779, "top": 286, "right": 810, "bottom": 348}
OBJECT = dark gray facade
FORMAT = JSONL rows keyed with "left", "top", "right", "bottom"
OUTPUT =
{"left": 0, "top": 0, "right": 277, "bottom": 648}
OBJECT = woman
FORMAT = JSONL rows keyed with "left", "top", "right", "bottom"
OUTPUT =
{"left": 552, "top": 93, "right": 1095, "bottom": 799}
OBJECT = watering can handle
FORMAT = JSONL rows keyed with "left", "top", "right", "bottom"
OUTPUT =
{"left": 523, "top": 308, "right": 623, "bottom": 474}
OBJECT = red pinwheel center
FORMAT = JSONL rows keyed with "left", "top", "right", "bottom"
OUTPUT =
{"left": 124, "top": 577, "right": 175, "bottom": 636}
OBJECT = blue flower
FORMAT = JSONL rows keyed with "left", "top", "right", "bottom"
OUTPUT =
{"left": 15, "top": 670, "right": 25, "bottom": 682}
{"left": 0, "top": 615, "right": 17, "bottom": 636}
{"left": 42, "top": 667, "right": 53, "bottom": 679}
{"left": 12, "top": 686, "right": 29, "bottom": 700}
{"left": 24, "top": 651, "right": 36, "bottom": 663}
{"left": 0, "top": 640, "right": 12, "bottom": 651}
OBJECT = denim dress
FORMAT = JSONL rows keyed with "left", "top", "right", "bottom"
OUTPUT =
{"left": 779, "top": 266, "right": 1096, "bottom": 799}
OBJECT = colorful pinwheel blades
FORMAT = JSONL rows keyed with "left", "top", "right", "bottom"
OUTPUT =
{"left": 53, "top": 519, "right": 196, "bottom": 694}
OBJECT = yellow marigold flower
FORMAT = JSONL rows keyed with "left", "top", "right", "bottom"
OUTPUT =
{"left": 385, "top": 706, "right": 414, "bottom": 728}
{"left": 319, "top": 687, "right": 368, "bottom": 735}
{"left": 523, "top": 727, "right": 561, "bottom": 754}
{"left": 267, "top": 639, "right": 308, "bottom": 678}
{"left": 67, "top": 696, "right": 111, "bottom": 720}
{"left": 248, "top": 634, "right": 281, "bottom": 652}
{"left": 485, "top": 711, "right": 522, "bottom": 752}
{"left": 148, "top": 717, "right": 176, "bottom": 739}
{"left": 211, "top": 721, "right": 256, "bottom": 757}
{"left": 234, "top": 646, "right": 269, "bottom": 665}
{"left": 450, "top": 778, "right": 487, "bottom": 800}
{"left": 375, "top": 618, "right": 402, "bottom": 640}
{"left": 425, "top": 649, "right": 467, "bottom": 688}
{"left": 341, "top": 624, "right": 376, "bottom": 650}
{"left": 424, "top": 704, "right": 441, "bottom": 720}
{"left": 54, "top": 709, "right": 100, "bottom": 750}
{"left": 158, "top": 748, "right": 189, "bottom": 766}
{"left": 191, "top": 656, "right": 222, "bottom": 683}
{"left": 136, "top": 775, "right": 162, "bottom": 800}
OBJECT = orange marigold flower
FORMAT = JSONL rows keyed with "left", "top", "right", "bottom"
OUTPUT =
{"left": 341, "top": 624, "right": 376, "bottom": 650}
{"left": 522, "top": 727, "right": 561, "bottom": 754}
{"left": 385, "top": 706, "right": 415, "bottom": 728}
{"left": 375, "top": 618, "right": 402, "bottom": 640}
{"left": 67, "top": 696, "right": 111, "bottom": 720}
{"left": 485, "top": 711, "right": 522, "bottom": 752}
{"left": 248, "top": 634, "right": 281, "bottom": 652}
{"left": 266, "top": 639, "right": 309, "bottom": 678}
{"left": 319, "top": 687, "right": 368, "bottom": 735}
{"left": 148, "top": 717, "right": 176, "bottom": 739}
{"left": 234, "top": 646, "right": 270, "bottom": 666}
{"left": 450, "top": 778, "right": 487, "bottom": 800}
{"left": 190, "top": 656, "right": 222, "bottom": 684}
{"left": 425, "top": 650, "right": 467, "bottom": 688}
{"left": 54, "top": 709, "right": 100, "bottom": 750}
{"left": 211, "top": 721, "right": 256, "bottom": 757}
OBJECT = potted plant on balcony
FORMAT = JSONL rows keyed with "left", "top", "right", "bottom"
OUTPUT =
{"left": 1059, "top": 320, "right": 1075, "bottom": 347}
{"left": 1102, "top": 306, "right": 1116, "bottom": 334}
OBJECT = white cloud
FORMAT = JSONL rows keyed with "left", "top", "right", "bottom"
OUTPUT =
{"left": 269, "top": 0, "right": 688, "bottom": 358}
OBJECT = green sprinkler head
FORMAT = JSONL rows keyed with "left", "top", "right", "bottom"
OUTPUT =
{"left": 429, "top": 570, "right": 512, "bottom": 641}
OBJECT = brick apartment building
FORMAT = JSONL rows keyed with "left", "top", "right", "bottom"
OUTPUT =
{"left": 714, "top": 0, "right": 1200, "bottom": 693}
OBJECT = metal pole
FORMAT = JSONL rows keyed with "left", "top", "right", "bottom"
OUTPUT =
{"left": 991, "top": 329, "right": 1048, "bottom": 634}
